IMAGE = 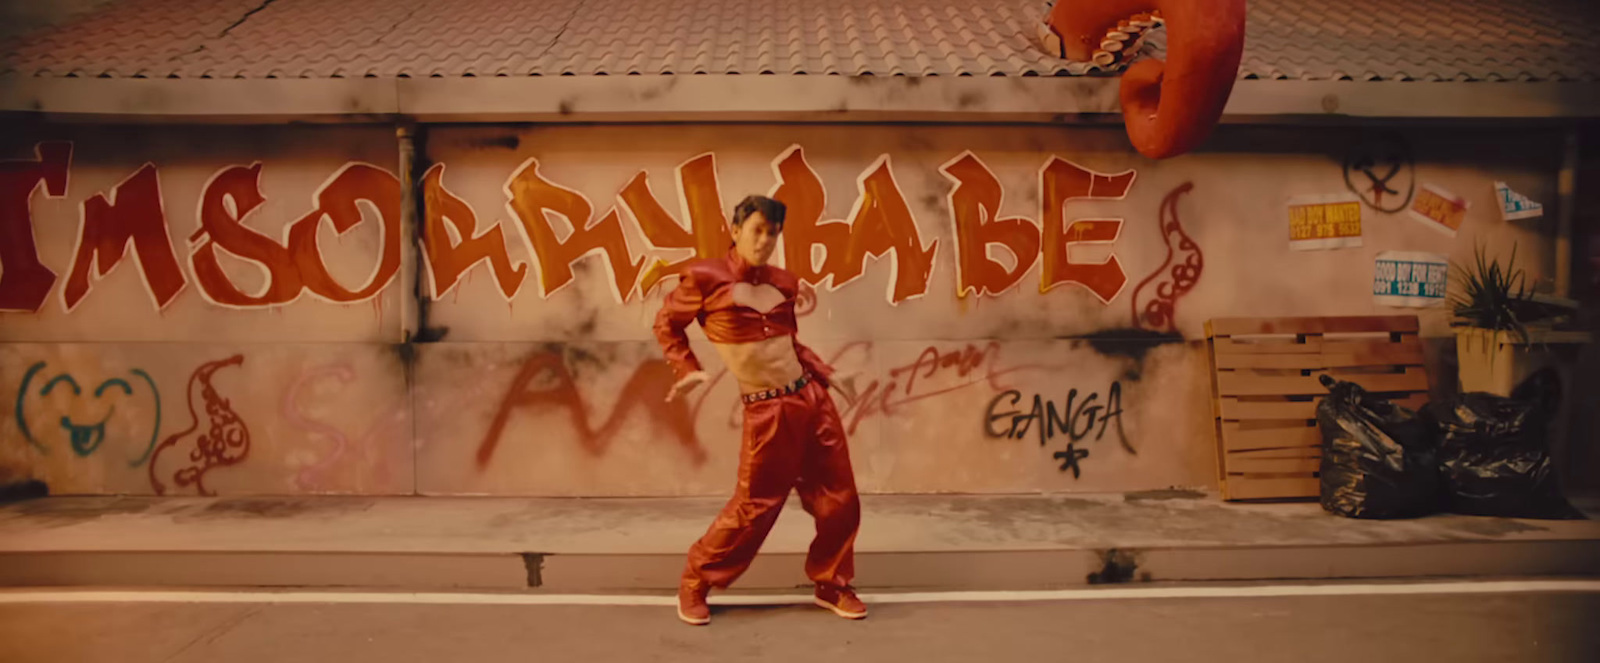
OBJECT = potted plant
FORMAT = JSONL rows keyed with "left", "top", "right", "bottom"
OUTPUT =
{"left": 1449, "top": 244, "right": 1587, "bottom": 396}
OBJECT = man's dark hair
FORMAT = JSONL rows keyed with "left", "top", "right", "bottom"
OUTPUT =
{"left": 732, "top": 195, "right": 786, "bottom": 231}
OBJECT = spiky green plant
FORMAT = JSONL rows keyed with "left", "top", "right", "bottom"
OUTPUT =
{"left": 1448, "top": 243, "right": 1531, "bottom": 343}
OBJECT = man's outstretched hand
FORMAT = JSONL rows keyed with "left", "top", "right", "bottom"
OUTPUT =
{"left": 666, "top": 371, "right": 710, "bottom": 403}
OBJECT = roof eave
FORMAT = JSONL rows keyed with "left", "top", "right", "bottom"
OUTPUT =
{"left": 2, "top": 75, "right": 1597, "bottom": 125}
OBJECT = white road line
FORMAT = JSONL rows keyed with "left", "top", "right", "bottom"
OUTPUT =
{"left": 1, "top": 580, "right": 1597, "bottom": 606}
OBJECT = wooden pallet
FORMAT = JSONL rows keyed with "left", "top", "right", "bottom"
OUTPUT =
{"left": 1206, "top": 316, "right": 1431, "bottom": 501}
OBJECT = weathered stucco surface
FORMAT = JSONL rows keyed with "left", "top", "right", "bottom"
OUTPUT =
{"left": 0, "top": 123, "right": 1566, "bottom": 496}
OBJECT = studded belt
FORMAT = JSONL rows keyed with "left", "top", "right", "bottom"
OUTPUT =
{"left": 741, "top": 374, "right": 811, "bottom": 405}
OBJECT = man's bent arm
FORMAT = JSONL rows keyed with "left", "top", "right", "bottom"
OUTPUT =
{"left": 794, "top": 338, "right": 835, "bottom": 388}
{"left": 653, "top": 270, "right": 706, "bottom": 379}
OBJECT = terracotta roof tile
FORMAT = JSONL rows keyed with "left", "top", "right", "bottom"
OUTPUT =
{"left": 2, "top": 0, "right": 1596, "bottom": 82}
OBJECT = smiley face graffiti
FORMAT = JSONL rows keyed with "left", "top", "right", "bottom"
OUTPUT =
{"left": 15, "top": 361, "right": 162, "bottom": 466}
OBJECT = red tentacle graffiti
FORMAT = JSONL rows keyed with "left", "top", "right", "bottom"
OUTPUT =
{"left": 475, "top": 352, "right": 706, "bottom": 468}
{"left": 1130, "top": 183, "right": 1202, "bottom": 333}
{"left": 148, "top": 355, "right": 249, "bottom": 496}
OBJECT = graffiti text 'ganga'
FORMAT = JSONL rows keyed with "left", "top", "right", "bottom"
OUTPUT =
{"left": 984, "top": 382, "right": 1128, "bottom": 477}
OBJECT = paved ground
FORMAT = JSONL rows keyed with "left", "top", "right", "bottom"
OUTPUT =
{"left": 6, "top": 494, "right": 1598, "bottom": 591}
{"left": 2, "top": 583, "right": 1596, "bottom": 662}
{"left": 7, "top": 494, "right": 1597, "bottom": 555}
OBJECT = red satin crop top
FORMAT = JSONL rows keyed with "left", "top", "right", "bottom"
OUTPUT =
{"left": 652, "top": 250, "right": 835, "bottom": 386}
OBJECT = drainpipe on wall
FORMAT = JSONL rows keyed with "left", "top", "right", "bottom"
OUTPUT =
{"left": 395, "top": 122, "right": 424, "bottom": 498}
{"left": 1557, "top": 128, "right": 1580, "bottom": 298}
{"left": 397, "top": 122, "right": 421, "bottom": 344}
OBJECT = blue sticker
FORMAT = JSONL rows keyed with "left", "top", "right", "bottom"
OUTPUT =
{"left": 1374, "top": 252, "right": 1448, "bottom": 308}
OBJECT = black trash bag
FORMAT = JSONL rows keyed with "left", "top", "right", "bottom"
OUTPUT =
{"left": 1316, "top": 374, "right": 1441, "bottom": 519}
{"left": 1425, "top": 369, "right": 1584, "bottom": 520}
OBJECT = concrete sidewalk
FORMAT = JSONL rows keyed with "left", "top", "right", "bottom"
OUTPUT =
{"left": 1, "top": 492, "right": 1597, "bottom": 592}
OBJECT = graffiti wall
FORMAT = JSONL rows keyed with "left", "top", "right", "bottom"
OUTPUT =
{"left": 0, "top": 123, "right": 1564, "bottom": 495}
{"left": 0, "top": 343, "right": 411, "bottom": 495}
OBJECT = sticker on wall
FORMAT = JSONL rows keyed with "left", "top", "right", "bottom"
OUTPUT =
{"left": 1408, "top": 183, "right": 1470, "bottom": 237}
{"left": 1495, "top": 181, "right": 1544, "bottom": 221}
{"left": 1287, "top": 193, "right": 1363, "bottom": 250}
{"left": 1373, "top": 251, "right": 1448, "bottom": 308}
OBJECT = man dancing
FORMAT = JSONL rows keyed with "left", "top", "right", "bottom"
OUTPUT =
{"left": 653, "top": 194, "right": 866, "bottom": 626}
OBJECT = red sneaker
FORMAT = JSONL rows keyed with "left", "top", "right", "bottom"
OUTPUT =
{"left": 677, "top": 581, "right": 711, "bottom": 626}
{"left": 813, "top": 584, "right": 868, "bottom": 619}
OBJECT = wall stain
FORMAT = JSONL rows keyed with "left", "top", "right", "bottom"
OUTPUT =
{"left": 470, "top": 135, "right": 521, "bottom": 151}
{"left": 1087, "top": 548, "right": 1141, "bottom": 584}
{"left": 532, "top": 341, "right": 608, "bottom": 375}
{"left": 944, "top": 496, "right": 1104, "bottom": 531}
{"left": 1444, "top": 517, "right": 1550, "bottom": 537}
{"left": 1066, "top": 328, "right": 1185, "bottom": 381}
{"left": 5, "top": 495, "right": 151, "bottom": 525}
{"left": 181, "top": 497, "right": 375, "bottom": 520}
{"left": 575, "top": 313, "right": 599, "bottom": 339}
{"left": 522, "top": 553, "right": 544, "bottom": 587}
{"left": 1125, "top": 488, "right": 1207, "bottom": 502}
{"left": 393, "top": 342, "right": 418, "bottom": 389}
{"left": 0, "top": 479, "right": 48, "bottom": 504}
{"left": 638, "top": 76, "right": 678, "bottom": 100}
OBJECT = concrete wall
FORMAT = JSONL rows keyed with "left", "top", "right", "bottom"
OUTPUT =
{"left": 0, "top": 122, "right": 1567, "bottom": 496}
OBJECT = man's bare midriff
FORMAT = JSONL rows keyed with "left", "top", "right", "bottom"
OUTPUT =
{"left": 711, "top": 335, "right": 805, "bottom": 394}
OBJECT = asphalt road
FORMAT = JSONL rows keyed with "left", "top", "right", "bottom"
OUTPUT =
{"left": 2, "top": 584, "right": 1597, "bottom": 662}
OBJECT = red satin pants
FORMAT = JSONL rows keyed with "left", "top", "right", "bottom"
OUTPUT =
{"left": 683, "top": 379, "right": 861, "bottom": 590}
